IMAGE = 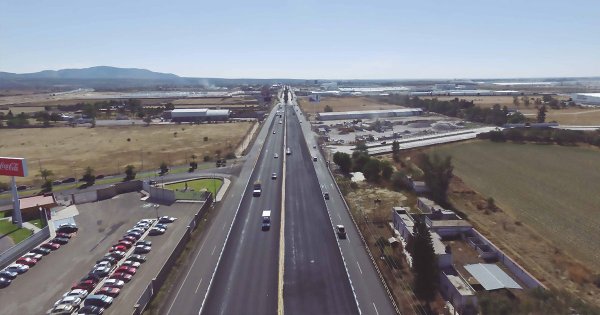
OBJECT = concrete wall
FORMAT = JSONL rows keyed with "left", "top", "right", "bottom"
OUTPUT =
{"left": 142, "top": 182, "right": 176, "bottom": 204}
{"left": 439, "top": 270, "right": 478, "bottom": 314}
{"left": 73, "top": 191, "right": 98, "bottom": 204}
{"left": 97, "top": 181, "right": 143, "bottom": 201}
{"left": 0, "top": 226, "right": 50, "bottom": 270}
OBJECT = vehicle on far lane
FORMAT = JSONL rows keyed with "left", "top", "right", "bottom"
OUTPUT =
{"left": 323, "top": 192, "right": 330, "bottom": 200}
{"left": 271, "top": 173, "right": 277, "bottom": 180}
{"left": 336, "top": 225, "right": 347, "bottom": 239}
{"left": 262, "top": 210, "right": 271, "bottom": 231}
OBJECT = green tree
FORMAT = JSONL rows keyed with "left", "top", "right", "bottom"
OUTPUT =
{"left": 165, "top": 103, "right": 175, "bottom": 110}
{"left": 333, "top": 152, "right": 352, "bottom": 174}
{"left": 124, "top": 165, "right": 136, "bottom": 180}
{"left": 82, "top": 167, "right": 96, "bottom": 185}
{"left": 352, "top": 151, "right": 370, "bottom": 172}
{"left": 362, "top": 159, "right": 382, "bottom": 182}
{"left": 487, "top": 197, "right": 496, "bottom": 211}
{"left": 391, "top": 140, "right": 400, "bottom": 162}
{"left": 542, "top": 94, "right": 553, "bottom": 103}
{"left": 420, "top": 153, "right": 453, "bottom": 205}
{"left": 411, "top": 217, "right": 438, "bottom": 303}
{"left": 323, "top": 105, "right": 333, "bottom": 112}
{"left": 159, "top": 162, "right": 169, "bottom": 175}
{"left": 41, "top": 179, "right": 53, "bottom": 192}
{"left": 513, "top": 96, "right": 520, "bottom": 107}
{"left": 381, "top": 160, "right": 394, "bottom": 180}
{"left": 537, "top": 105, "right": 547, "bottom": 123}
{"left": 522, "top": 96, "right": 530, "bottom": 107}
{"left": 38, "top": 169, "right": 54, "bottom": 182}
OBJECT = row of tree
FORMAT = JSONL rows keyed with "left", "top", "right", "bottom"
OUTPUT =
{"left": 332, "top": 143, "right": 394, "bottom": 182}
{"left": 480, "top": 128, "right": 600, "bottom": 147}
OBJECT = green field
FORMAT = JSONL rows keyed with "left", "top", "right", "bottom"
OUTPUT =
{"left": 0, "top": 220, "right": 33, "bottom": 244}
{"left": 429, "top": 141, "right": 600, "bottom": 269}
{"left": 28, "top": 218, "right": 46, "bottom": 229}
{"left": 165, "top": 178, "right": 223, "bottom": 197}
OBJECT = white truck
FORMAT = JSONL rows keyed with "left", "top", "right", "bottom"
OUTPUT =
{"left": 262, "top": 210, "right": 271, "bottom": 230}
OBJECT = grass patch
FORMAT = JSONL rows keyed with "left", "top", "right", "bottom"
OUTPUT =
{"left": 27, "top": 218, "right": 46, "bottom": 229}
{"left": 0, "top": 220, "right": 33, "bottom": 244}
{"left": 428, "top": 140, "right": 600, "bottom": 270}
{"left": 165, "top": 178, "right": 223, "bottom": 197}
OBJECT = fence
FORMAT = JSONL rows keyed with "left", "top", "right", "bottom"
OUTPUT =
{"left": 0, "top": 226, "right": 50, "bottom": 270}
{"left": 133, "top": 194, "right": 213, "bottom": 315}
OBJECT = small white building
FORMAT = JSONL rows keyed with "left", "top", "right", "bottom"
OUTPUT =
{"left": 571, "top": 93, "right": 600, "bottom": 105}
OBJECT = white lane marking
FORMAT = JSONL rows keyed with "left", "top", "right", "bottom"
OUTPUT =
{"left": 211, "top": 245, "right": 217, "bottom": 256}
{"left": 165, "top": 232, "right": 211, "bottom": 315}
{"left": 194, "top": 278, "right": 204, "bottom": 294}
{"left": 337, "top": 213, "right": 342, "bottom": 221}
{"left": 373, "top": 302, "right": 380, "bottom": 315}
{"left": 356, "top": 261, "right": 363, "bottom": 274}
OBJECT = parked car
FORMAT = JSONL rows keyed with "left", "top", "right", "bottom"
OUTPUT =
{"left": 102, "top": 279, "right": 125, "bottom": 289}
{"left": 109, "top": 251, "right": 126, "bottom": 259}
{"left": 90, "top": 266, "right": 111, "bottom": 277}
{"left": 54, "top": 296, "right": 83, "bottom": 308}
{"left": 158, "top": 216, "right": 177, "bottom": 223}
{"left": 32, "top": 246, "right": 52, "bottom": 255}
{"left": 61, "top": 177, "right": 76, "bottom": 184}
{"left": 155, "top": 223, "right": 168, "bottom": 230}
{"left": 121, "top": 235, "right": 137, "bottom": 243}
{"left": 121, "top": 260, "right": 141, "bottom": 268}
{"left": 16, "top": 257, "right": 37, "bottom": 267}
{"left": 134, "top": 224, "right": 150, "bottom": 231}
{"left": 63, "top": 289, "right": 89, "bottom": 299}
{"left": 0, "top": 270, "right": 18, "bottom": 280}
{"left": 56, "top": 223, "right": 78, "bottom": 234}
{"left": 52, "top": 180, "right": 63, "bottom": 186}
{"left": 109, "top": 272, "right": 132, "bottom": 283}
{"left": 23, "top": 252, "right": 43, "bottom": 261}
{"left": 84, "top": 294, "right": 113, "bottom": 308}
{"left": 117, "top": 240, "right": 133, "bottom": 248}
{"left": 126, "top": 228, "right": 145, "bottom": 234}
{"left": 53, "top": 237, "right": 69, "bottom": 245}
{"left": 78, "top": 305, "right": 105, "bottom": 314}
{"left": 138, "top": 219, "right": 155, "bottom": 225}
{"left": 6, "top": 264, "right": 29, "bottom": 274}
{"left": 72, "top": 280, "right": 96, "bottom": 292}
{"left": 48, "top": 304, "right": 76, "bottom": 314}
{"left": 148, "top": 227, "right": 165, "bottom": 236}
{"left": 109, "top": 245, "right": 127, "bottom": 253}
{"left": 134, "top": 245, "right": 151, "bottom": 254}
{"left": 41, "top": 242, "right": 61, "bottom": 250}
{"left": 136, "top": 240, "right": 152, "bottom": 247}
{"left": 115, "top": 266, "right": 136, "bottom": 275}
{"left": 0, "top": 277, "right": 11, "bottom": 288}
{"left": 96, "top": 286, "right": 120, "bottom": 298}
{"left": 96, "top": 255, "right": 117, "bottom": 265}
{"left": 124, "top": 231, "right": 142, "bottom": 239}
{"left": 127, "top": 254, "right": 147, "bottom": 263}
{"left": 56, "top": 232, "right": 72, "bottom": 239}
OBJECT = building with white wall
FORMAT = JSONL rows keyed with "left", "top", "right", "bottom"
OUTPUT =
{"left": 571, "top": 93, "right": 600, "bottom": 105}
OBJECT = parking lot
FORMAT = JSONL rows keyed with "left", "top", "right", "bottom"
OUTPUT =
{"left": 0, "top": 192, "right": 202, "bottom": 315}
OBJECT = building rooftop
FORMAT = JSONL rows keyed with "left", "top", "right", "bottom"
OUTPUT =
{"left": 464, "top": 264, "right": 522, "bottom": 291}
{"left": 20, "top": 195, "right": 55, "bottom": 209}
{"left": 446, "top": 274, "right": 476, "bottom": 296}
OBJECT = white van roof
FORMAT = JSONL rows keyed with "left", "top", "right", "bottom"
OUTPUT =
{"left": 262, "top": 210, "right": 271, "bottom": 217}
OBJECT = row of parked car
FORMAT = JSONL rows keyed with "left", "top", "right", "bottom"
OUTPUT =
{"left": 47, "top": 216, "right": 176, "bottom": 314}
{"left": 0, "top": 223, "right": 79, "bottom": 289}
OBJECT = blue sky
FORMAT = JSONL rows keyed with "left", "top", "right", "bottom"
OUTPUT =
{"left": 1, "top": 0, "right": 599, "bottom": 79}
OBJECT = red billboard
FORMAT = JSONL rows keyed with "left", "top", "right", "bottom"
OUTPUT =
{"left": 0, "top": 157, "right": 28, "bottom": 177}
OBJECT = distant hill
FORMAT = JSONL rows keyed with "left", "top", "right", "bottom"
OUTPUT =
{"left": 0, "top": 66, "right": 180, "bottom": 80}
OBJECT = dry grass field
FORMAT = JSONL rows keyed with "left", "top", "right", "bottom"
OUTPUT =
{"left": 421, "top": 95, "right": 570, "bottom": 107}
{"left": 519, "top": 107, "right": 600, "bottom": 125}
{"left": 0, "top": 122, "right": 253, "bottom": 185}
{"left": 298, "top": 96, "right": 402, "bottom": 115}
{"left": 172, "top": 97, "right": 257, "bottom": 106}
{"left": 428, "top": 141, "right": 600, "bottom": 271}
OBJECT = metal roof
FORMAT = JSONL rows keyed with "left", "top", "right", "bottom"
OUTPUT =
{"left": 464, "top": 264, "right": 522, "bottom": 291}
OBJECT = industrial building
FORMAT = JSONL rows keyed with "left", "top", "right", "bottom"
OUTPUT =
{"left": 571, "top": 93, "right": 600, "bottom": 106}
{"left": 168, "top": 109, "right": 230, "bottom": 122}
{"left": 316, "top": 108, "right": 423, "bottom": 121}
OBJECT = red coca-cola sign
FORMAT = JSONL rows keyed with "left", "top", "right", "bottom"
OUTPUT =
{"left": 0, "top": 157, "right": 28, "bottom": 177}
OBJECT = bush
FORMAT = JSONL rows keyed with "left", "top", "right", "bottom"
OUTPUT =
{"left": 225, "top": 152, "right": 236, "bottom": 159}
{"left": 203, "top": 155, "right": 211, "bottom": 162}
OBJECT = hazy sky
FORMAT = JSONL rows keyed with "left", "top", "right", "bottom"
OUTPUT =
{"left": 1, "top": 0, "right": 599, "bottom": 79}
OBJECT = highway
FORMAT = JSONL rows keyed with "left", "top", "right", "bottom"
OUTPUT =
{"left": 159, "top": 96, "right": 284, "bottom": 315}
{"left": 284, "top": 95, "right": 360, "bottom": 314}
{"left": 293, "top": 95, "right": 400, "bottom": 315}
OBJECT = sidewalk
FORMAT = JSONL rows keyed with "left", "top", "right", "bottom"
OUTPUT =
{"left": 215, "top": 178, "right": 231, "bottom": 202}
{"left": 235, "top": 121, "right": 260, "bottom": 157}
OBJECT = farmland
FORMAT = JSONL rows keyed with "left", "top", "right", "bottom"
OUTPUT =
{"left": 0, "top": 122, "right": 253, "bottom": 185}
{"left": 298, "top": 96, "right": 402, "bottom": 116}
{"left": 428, "top": 141, "right": 600, "bottom": 271}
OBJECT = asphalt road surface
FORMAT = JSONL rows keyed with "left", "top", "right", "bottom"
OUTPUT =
{"left": 159, "top": 100, "right": 283, "bottom": 315}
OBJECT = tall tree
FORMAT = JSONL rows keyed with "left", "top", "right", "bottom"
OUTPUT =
{"left": 420, "top": 153, "right": 453, "bottom": 205}
{"left": 159, "top": 162, "right": 169, "bottom": 175}
{"left": 391, "top": 140, "right": 400, "bottom": 162}
{"left": 363, "top": 159, "right": 382, "bottom": 182}
{"left": 323, "top": 105, "right": 333, "bottom": 112}
{"left": 82, "top": 167, "right": 95, "bottom": 185}
{"left": 381, "top": 160, "right": 394, "bottom": 180}
{"left": 124, "top": 165, "right": 136, "bottom": 180}
{"left": 333, "top": 152, "right": 352, "bottom": 173}
{"left": 513, "top": 96, "right": 520, "bottom": 107}
{"left": 537, "top": 105, "right": 547, "bottom": 123}
{"left": 38, "top": 169, "right": 54, "bottom": 182}
{"left": 411, "top": 217, "right": 439, "bottom": 303}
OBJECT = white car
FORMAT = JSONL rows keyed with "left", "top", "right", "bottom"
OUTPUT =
{"left": 274, "top": 153, "right": 279, "bottom": 159}
{"left": 63, "top": 289, "right": 89, "bottom": 299}
{"left": 138, "top": 219, "right": 155, "bottom": 225}
{"left": 158, "top": 216, "right": 177, "bottom": 223}
{"left": 6, "top": 264, "right": 29, "bottom": 274}
{"left": 94, "top": 261, "right": 112, "bottom": 269}
{"left": 148, "top": 227, "right": 165, "bottom": 235}
{"left": 271, "top": 173, "right": 277, "bottom": 180}
{"left": 122, "top": 260, "right": 141, "bottom": 268}
{"left": 103, "top": 279, "right": 125, "bottom": 288}
{"left": 54, "top": 296, "right": 82, "bottom": 307}
{"left": 23, "top": 252, "right": 43, "bottom": 261}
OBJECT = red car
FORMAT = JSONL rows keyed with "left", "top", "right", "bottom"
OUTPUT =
{"left": 56, "top": 232, "right": 72, "bottom": 239}
{"left": 72, "top": 280, "right": 96, "bottom": 291}
{"left": 117, "top": 240, "right": 133, "bottom": 248}
{"left": 41, "top": 242, "right": 60, "bottom": 250}
{"left": 96, "top": 286, "right": 120, "bottom": 297}
{"left": 115, "top": 266, "right": 136, "bottom": 275}
{"left": 109, "top": 272, "right": 132, "bottom": 283}
{"left": 110, "top": 245, "right": 127, "bottom": 252}
{"left": 122, "top": 236, "right": 137, "bottom": 243}
{"left": 16, "top": 257, "right": 37, "bottom": 266}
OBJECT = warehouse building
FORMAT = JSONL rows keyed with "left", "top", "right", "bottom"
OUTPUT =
{"left": 571, "top": 93, "right": 600, "bottom": 106}
{"left": 316, "top": 108, "right": 423, "bottom": 121}
{"left": 168, "top": 109, "right": 230, "bottom": 122}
